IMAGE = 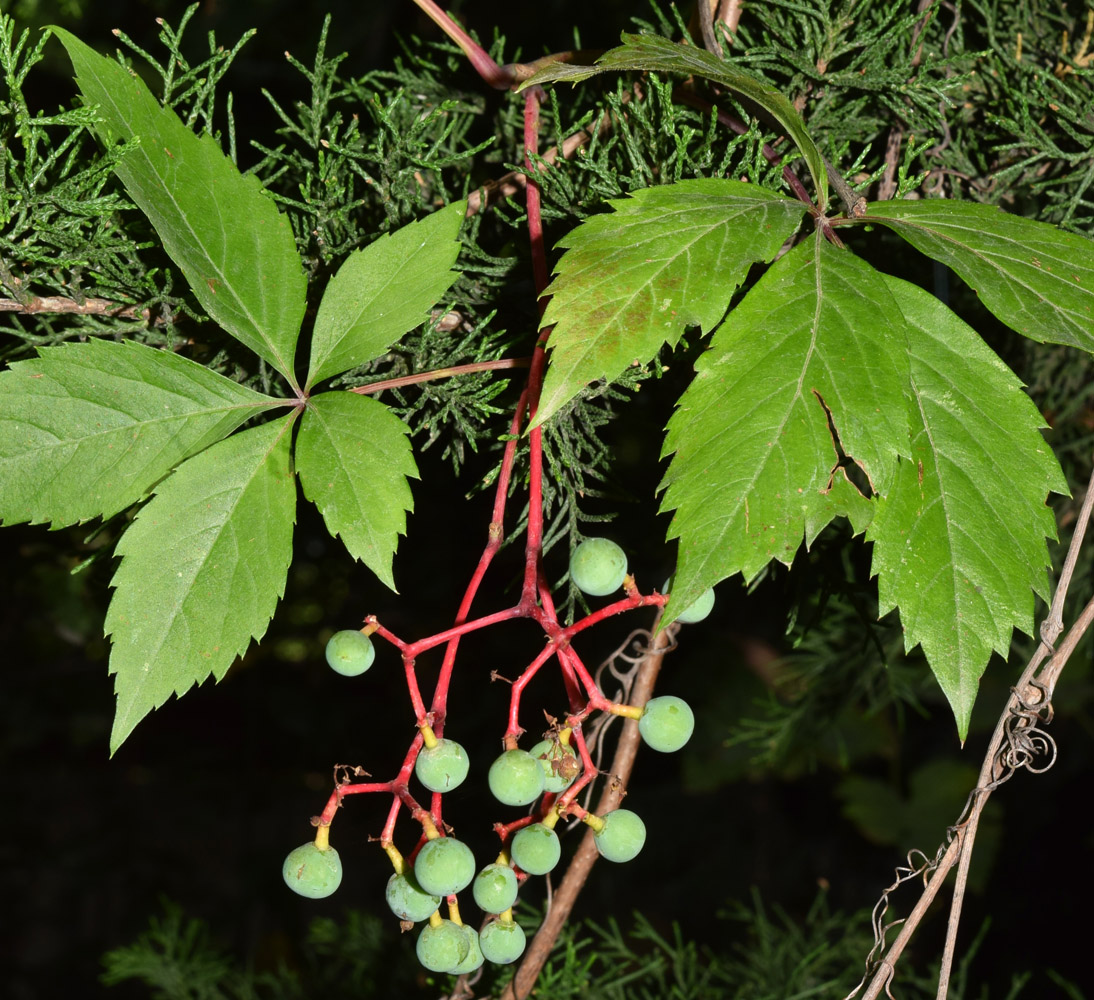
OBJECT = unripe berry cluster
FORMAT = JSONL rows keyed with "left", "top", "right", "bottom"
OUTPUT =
{"left": 284, "top": 542, "right": 711, "bottom": 975}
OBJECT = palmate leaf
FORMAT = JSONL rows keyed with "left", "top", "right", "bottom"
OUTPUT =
{"left": 104, "top": 414, "right": 297, "bottom": 755}
{"left": 0, "top": 339, "right": 280, "bottom": 527}
{"left": 305, "top": 201, "right": 467, "bottom": 390}
{"left": 531, "top": 179, "right": 806, "bottom": 426}
{"left": 521, "top": 32, "right": 829, "bottom": 211}
{"left": 866, "top": 200, "right": 1094, "bottom": 352}
{"left": 295, "top": 392, "right": 418, "bottom": 591}
{"left": 51, "top": 28, "right": 307, "bottom": 383}
{"left": 867, "top": 276, "right": 1067, "bottom": 739}
{"left": 660, "top": 232, "right": 912, "bottom": 618}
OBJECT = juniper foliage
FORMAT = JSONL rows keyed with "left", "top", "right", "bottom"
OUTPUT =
{"left": 101, "top": 894, "right": 1068, "bottom": 1000}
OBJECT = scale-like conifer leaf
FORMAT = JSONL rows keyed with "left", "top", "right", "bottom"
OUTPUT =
{"left": 295, "top": 392, "right": 418, "bottom": 590}
{"left": 660, "top": 233, "right": 912, "bottom": 619}
{"left": 0, "top": 339, "right": 279, "bottom": 527}
{"left": 306, "top": 202, "right": 466, "bottom": 390}
{"left": 51, "top": 28, "right": 306, "bottom": 383}
{"left": 866, "top": 200, "right": 1094, "bottom": 352}
{"left": 104, "top": 414, "right": 297, "bottom": 754}
{"left": 867, "top": 276, "right": 1067, "bottom": 739}
{"left": 532, "top": 179, "right": 806, "bottom": 426}
{"left": 521, "top": 32, "right": 828, "bottom": 210}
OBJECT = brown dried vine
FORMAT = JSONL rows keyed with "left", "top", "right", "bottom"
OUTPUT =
{"left": 845, "top": 463, "right": 1094, "bottom": 1000}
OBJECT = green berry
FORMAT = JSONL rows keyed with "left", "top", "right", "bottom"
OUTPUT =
{"left": 385, "top": 870, "right": 441, "bottom": 922}
{"left": 282, "top": 842, "right": 342, "bottom": 899}
{"left": 488, "top": 749, "right": 546, "bottom": 806}
{"left": 569, "top": 537, "right": 628, "bottom": 596}
{"left": 324, "top": 629, "right": 375, "bottom": 676}
{"left": 413, "top": 837, "right": 476, "bottom": 897}
{"left": 510, "top": 823, "right": 561, "bottom": 876}
{"left": 416, "top": 919, "right": 469, "bottom": 972}
{"left": 415, "top": 738, "right": 470, "bottom": 793}
{"left": 529, "top": 738, "right": 581, "bottom": 793}
{"left": 638, "top": 695, "right": 694, "bottom": 753}
{"left": 451, "top": 924, "right": 484, "bottom": 974}
{"left": 662, "top": 577, "right": 716, "bottom": 624}
{"left": 593, "top": 809, "right": 646, "bottom": 862}
{"left": 473, "top": 863, "right": 519, "bottom": 914}
{"left": 479, "top": 919, "right": 527, "bottom": 965}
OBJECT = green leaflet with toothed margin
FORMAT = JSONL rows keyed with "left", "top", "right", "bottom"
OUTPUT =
{"left": 0, "top": 339, "right": 279, "bottom": 527}
{"left": 306, "top": 201, "right": 467, "bottom": 390}
{"left": 866, "top": 275, "right": 1067, "bottom": 740}
{"left": 295, "top": 392, "right": 418, "bottom": 592}
{"left": 865, "top": 199, "right": 1094, "bottom": 353}
{"left": 105, "top": 414, "right": 297, "bottom": 754}
{"left": 659, "top": 233, "right": 912, "bottom": 622}
{"left": 51, "top": 27, "right": 306, "bottom": 381}
{"left": 531, "top": 178, "right": 806, "bottom": 427}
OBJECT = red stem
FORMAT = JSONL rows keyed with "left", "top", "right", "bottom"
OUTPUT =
{"left": 430, "top": 392, "right": 529, "bottom": 731}
{"left": 380, "top": 795, "right": 403, "bottom": 844}
{"left": 403, "top": 656, "right": 430, "bottom": 724}
{"left": 303, "top": 23, "right": 677, "bottom": 950}
{"left": 506, "top": 643, "right": 562, "bottom": 736}
{"left": 559, "top": 647, "right": 612, "bottom": 710}
{"left": 522, "top": 86, "right": 552, "bottom": 603}
{"left": 409, "top": 0, "right": 514, "bottom": 89}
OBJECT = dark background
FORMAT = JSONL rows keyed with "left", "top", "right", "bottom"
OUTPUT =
{"left": 4, "top": 1, "right": 1094, "bottom": 998}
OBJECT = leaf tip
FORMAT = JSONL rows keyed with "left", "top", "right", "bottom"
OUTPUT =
{"left": 108, "top": 702, "right": 142, "bottom": 759}
{"left": 947, "top": 694, "right": 974, "bottom": 746}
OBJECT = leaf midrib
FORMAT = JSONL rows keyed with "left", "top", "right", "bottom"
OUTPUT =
{"left": 310, "top": 245, "right": 408, "bottom": 385}
{"left": 112, "top": 417, "right": 292, "bottom": 685}
{"left": 910, "top": 348, "right": 1035, "bottom": 564}
{"left": 2, "top": 394, "right": 278, "bottom": 457}
{"left": 900, "top": 345, "right": 1032, "bottom": 662}
{"left": 865, "top": 213, "right": 1093, "bottom": 325}
{"left": 908, "top": 384, "right": 983, "bottom": 682}
{"left": 671, "top": 295, "right": 825, "bottom": 535}
{"left": 307, "top": 402, "right": 384, "bottom": 552}
{"left": 86, "top": 62, "right": 293, "bottom": 376}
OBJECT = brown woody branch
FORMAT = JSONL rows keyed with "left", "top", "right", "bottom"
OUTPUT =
{"left": 499, "top": 618, "right": 680, "bottom": 1000}
{"left": 851, "top": 464, "right": 1094, "bottom": 1000}
{"left": 349, "top": 357, "right": 531, "bottom": 395}
{"left": 0, "top": 294, "right": 152, "bottom": 322}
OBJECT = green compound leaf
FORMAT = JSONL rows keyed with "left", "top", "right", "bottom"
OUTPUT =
{"left": 532, "top": 179, "right": 807, "bottom": 427}
{"left": 866, "top": 276, "right": 1067, "bottom": 740}
{"left": 306, "top": 201, "right": 467, "bottom": 390}
{"left": 104, "top": 413, "right": 297, "bottom": 755}
{"left": 0, "top": 339, "right": 279, "bottom": 528}
{"left": 295, "top": 392, "right": 418, "bottom": 591}
{"left": 865, "top": 200, "right": 1094, "bottom": 352}
{"left": 521, "top": 32, "right": 828, "bottom": 211}
{"left": 51, "top": 28, "right": 306, "bottom": 383}
{"left": 660, "top": 233, "right": 912, "bottom": 620}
